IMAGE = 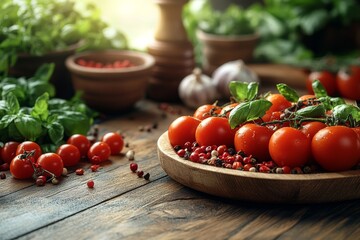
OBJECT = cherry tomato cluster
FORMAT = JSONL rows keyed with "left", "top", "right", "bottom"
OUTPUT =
{"left": 168, "top": 94, "right": 360, "bottom": 173}
{"left": 76, "top": 58, "right": 135, "bottom": 69}
{"left": 306, "top": 64, "right": 360, "bottom": 100}
{"left": 0, "top": 132, "right": 124, "bottom": 185}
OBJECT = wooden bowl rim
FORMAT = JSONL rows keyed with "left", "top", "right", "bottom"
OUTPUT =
{"left": 196, "top": 30, "right": 260, "bottom": 42}
{"left": 158, "top": 131, "right": 360, "bottom": 182}
{"left": 65, "top": 50, "right": 155, "bottom": 76}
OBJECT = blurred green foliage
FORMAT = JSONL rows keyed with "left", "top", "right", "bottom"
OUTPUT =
{"left": 0, "top": 0, "right": 128, "bottom": 74}
{"left": 184, "top": 0, "right": 360, "bottom": 66}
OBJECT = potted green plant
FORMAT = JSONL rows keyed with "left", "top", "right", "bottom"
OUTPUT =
{"left": 184, "top": 0, "right": 260, "bottom": 74}
{"left": 0, "top": 0, "right": 128, "bottom": 99}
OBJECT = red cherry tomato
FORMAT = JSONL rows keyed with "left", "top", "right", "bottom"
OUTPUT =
{"left": 336, "top": 65, "right": 360, "bottom": 100}
{"left": 67, "top": 134, "right": 91, "bottom": 158}
{"left": 193, "top": 104, "right": 221, "bottom": 120}
{"left": 37, "top": 153, "right": 64, "bottom": 177}
{"left": 220, "top": 103, "right": 239, "bottom": 118}
{"left": 1, "top": 141, "right": 20, "bottom": 164}
{"left": 263, "top": 94, "right": 292, "bottom": 121}
{"left": 195, "top": 116, "right": 236, "bottom": 147}
{"left": 168, "top": 116, "right": 201, "bottom": 147}
{"left": 353, "top": 127, "right": 360, "bottom": 140}
{"left": 312, "top": 126, "right": 360, "bottom": 172}
{"left": 298, "top": 94, "right": 316, "bottom": 102}
{"left": 56, "top": 144, "right": 81, "bottom": 167}
{"left": 269, "top": 127, "right": 311, "bottom": 168}
{"left": 101, "top": 132, "right": 124, "bottom": 155}
{"left": 87, "top": 142, "right": 111, "bottom": 164}
{"left": 10, "top": 154, "right": 35, "bottom": 179}
{"left": 234, "top": 123, "right": 274, "bottom": 162}
{"left": 306, "top": 71, "right": 337, "bottom": 96}
{"left": 300, "top": 121, "right": 327, "bottom": 139}
{"left": 16, "top": 141, "right": 42, "bottom": 161}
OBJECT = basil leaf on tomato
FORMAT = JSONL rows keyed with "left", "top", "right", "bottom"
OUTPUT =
{"left": 312, "top": 79, "right": 328, "bottom": 98}
{"left": 276, "top": 83, "right": 299, "bottom": 102}
{"left": 229, "top": 81, "right": 258, "bottom": 102}
{"left": 229, "top": 99, "right": 272, "bottom": 128}
{"left": 332, "top": 104, "right": 360, "bottom": 124}
{"left": 295, "top": 104, "right": 326, "bottom": 118}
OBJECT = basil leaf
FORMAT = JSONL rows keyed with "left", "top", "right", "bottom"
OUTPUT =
{"left": 332, "top": 104, "right": 360, "bottom": 122}
{"left": 32, "top": 63, "right": 55, "bottom": 83}
{"left": 5, "top": 92, "right": 20, "bottom": 115}
{"left": 312, "top": 79, "right": 328, "bottom": 98}
{"left": 0, "top": 100, "right": 8, "bottom": 117}
{"left": 318, "top": 96, "right": 346, "bottom": 110}
{"left": 31, "top": 92, "right": 49, "bottom": 121}
{"left": 2, "top": 84, "right": 26, "bottom": 105}
{"left": 57, "top": 111, "right": 91, "bottom": 137}
{"left": 27, "top": 81, "right": 55, "bottom": 105}
{"left": 295, "top": 104, "right": 326, "bottom": 118}
{"left": 276, "top": 83, "right": 299, "bottom": 102}
{"left": 0, "top": 115, "right": 16, "bottom": 130}
{"left": 8, "top": 122, "right": 24, "bottom": 142}
{"left": 47, "top": 122, "right": 64, "bottom": 145}
{"left": 41, "top": 144, "right": 59, "bottom": 154}
{"left": 229, "top": 81, "right": 259, "bottom": 102}
{"left": 229, "top": 99, "right": 272, "bottom": 128}
{"left": 14, "top": 115, "right": 43, "bottom": 141}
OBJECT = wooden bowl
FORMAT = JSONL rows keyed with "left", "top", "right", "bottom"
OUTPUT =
{"left": 197, "top": 30, "right": 259, "bottom": 75}
{"left": 157, "top": 132, "right": 360, "bottom": 203}
{"left": 66, "top": 50, "right": 155, "bottom": 113}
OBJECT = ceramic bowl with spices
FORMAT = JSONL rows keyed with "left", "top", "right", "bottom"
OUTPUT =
{"left": 66, "top": 50, "right": 155, "bottom": 113}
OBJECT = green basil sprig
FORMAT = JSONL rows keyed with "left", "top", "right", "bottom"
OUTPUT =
{"left": 229, "top": 99, "right": 272, "bottom": 128}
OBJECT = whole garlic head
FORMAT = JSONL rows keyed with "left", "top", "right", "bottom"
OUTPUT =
{"left": 178, "top": 68, "right": 219, "bottom": 109}
{"left": 212, "top": 60, "right": 259, "bottom": 99}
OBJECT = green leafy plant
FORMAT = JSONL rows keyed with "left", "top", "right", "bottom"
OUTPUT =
{"left": 197, "top": 4, "right": 256, "bottom": 36}
{"left": 0, "top": 0, "right": 128, "bottom": 74}
{"left": 184, "top": 0, "right": 360, "bottom": 66}
{"left": 0, "top": 64, "right": 96, "bottom": 152}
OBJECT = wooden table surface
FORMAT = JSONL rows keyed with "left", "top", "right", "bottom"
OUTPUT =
{"left": 1, "top": 92, "right": 360, "bottom": 239}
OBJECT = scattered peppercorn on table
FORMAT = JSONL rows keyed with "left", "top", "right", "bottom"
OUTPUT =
{"left": 1, "top": 98, "right": 360, "bottom": 240}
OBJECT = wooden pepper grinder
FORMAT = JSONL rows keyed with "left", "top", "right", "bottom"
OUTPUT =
{"left": 147, "top": 0, "right": 195, "bottom": 102}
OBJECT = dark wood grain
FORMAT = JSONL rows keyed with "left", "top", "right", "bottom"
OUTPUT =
{"left": 1, "top": 99, "right": 360, "bottom": 240}
{"left": 15, "top": 177, "right": 360, "bottom": 240}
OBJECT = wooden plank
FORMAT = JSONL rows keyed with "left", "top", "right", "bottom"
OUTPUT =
{"left": 0, "top": 100, "right": 189, "bottom": 239}
{"left": 15, "top": 176, "right": 360, "bottom": 239}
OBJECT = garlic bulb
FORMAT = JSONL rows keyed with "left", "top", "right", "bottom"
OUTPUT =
{"left": 212, "top": 60, "right": 259, "bottom": 98}
{"left": 178, "top": 68, "right": 218, "bottom": 109}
